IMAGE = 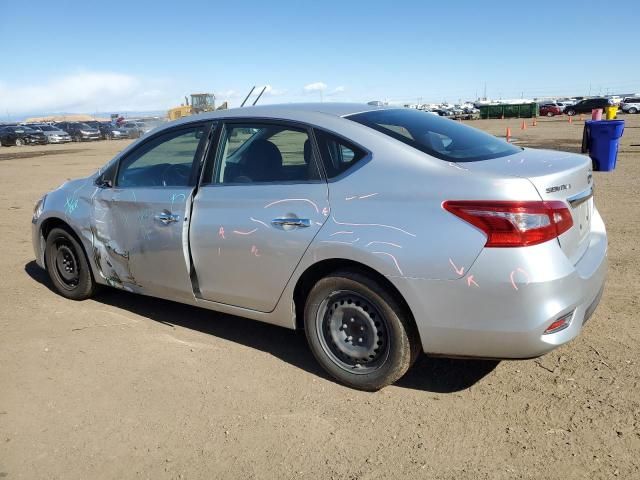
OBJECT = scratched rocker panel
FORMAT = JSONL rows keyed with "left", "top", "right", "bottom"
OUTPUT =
{"left": 31, "top": 104, "right": 607, "bottom": 391}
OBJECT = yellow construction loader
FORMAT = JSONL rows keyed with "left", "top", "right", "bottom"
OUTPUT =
{"left": 168, "top": 93, "right": 227, "bottom": 121}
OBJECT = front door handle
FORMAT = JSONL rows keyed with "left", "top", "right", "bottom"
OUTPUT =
{"left": 154, "top": 211, "right": 180, "bottom": 225}
{"left": 271, "top": 218, "right": 311, "bottom": 228}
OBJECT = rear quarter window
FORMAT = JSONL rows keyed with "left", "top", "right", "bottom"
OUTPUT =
{"left": 314, "top": 129, "right": 368, "bottom": 178}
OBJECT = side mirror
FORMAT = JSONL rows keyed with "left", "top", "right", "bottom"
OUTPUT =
{"left": 95, "top": 177, "right": 113, "bottom": 188}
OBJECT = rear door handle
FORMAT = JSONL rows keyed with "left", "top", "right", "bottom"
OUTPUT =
{"left": 154, "top": 212, "right": 180, "bottom": 225}
{"left": 271, "top": 218, "right": 311, "bottom": 228}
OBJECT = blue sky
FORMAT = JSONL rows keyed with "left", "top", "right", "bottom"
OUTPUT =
{"left": 1, "top": 0, "right": 638, "bottom": 118}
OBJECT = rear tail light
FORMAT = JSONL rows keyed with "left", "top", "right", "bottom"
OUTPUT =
{"left": 544, "top": 311, "right": 574, "bottom": 334}
{"left": 443, "top": 200, "right": 573, "bottom": 247}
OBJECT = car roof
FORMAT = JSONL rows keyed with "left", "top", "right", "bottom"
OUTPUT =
{"left": 194, "top": 102, "right": 391, "bottom": 121}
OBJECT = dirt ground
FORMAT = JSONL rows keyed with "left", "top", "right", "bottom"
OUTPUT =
{"left": 1, "top": 115, "right": 639, "bottom": 479}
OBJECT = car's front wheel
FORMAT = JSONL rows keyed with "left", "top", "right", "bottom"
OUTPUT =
{"left": 45, "top": 227, "right": 97, "bottom": 300}
{"left": 15, "top": 138, "right": 24, "bottom": 146}
{"left": 629, "top": 107, "right": 638, "bottom": 114}
{"left": 304, "top": 271, "right": 420, "bottom": 391}
{"left": 566, "top": 109, "right": 576, "bottom": 116}
{"left": 546, "top": 111, "right": 554, "bottom": 117}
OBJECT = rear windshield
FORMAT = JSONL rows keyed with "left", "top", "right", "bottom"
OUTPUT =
{"left": 347, "top": 109, "right": 520, "bottom": 162}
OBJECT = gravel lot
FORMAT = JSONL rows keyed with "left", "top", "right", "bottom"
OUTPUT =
{"left": 1, "top": 116, "right": 639, "bottom": 479}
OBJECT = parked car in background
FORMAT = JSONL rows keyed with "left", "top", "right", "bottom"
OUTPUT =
{"left": 564, "top": 98, "right": 612, "bottom": 116}
{"left": 55, "top": 122, "right": 101, "bottom": 142}
{"left": 31, "top": 103, "right": 607, "bottom": 390}
{"left": 82, "top": 121, "right": 115, "bottom": 139}
{"left": 620, "top": 97, "right": 640, "bottom": 114}
{"left": 0, "top": 125, "right": 47, "bottom": 146}
{"left": 539, "top": 104, "right": 564, "bottom": 117}
{"left": 114, "top": 122, "right": 147, "bottom": 138}
{"left": 30, "top": 124, "right": 72, "bottom": 143}
{"left": 108, "top": 125, "right": 135, "bottom": 139}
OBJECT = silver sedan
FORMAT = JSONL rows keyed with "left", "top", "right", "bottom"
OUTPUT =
{"left": 31, "top": 103, "right": 607, "bottom": 390}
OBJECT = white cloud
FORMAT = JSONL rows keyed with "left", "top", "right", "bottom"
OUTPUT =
{"left": 303, "top": 82, "right": 328, "bottom": 93}
{"left": 260, "top": 84, "right": 287, "bottom": 96}
{"left": 0, "top": 71, "right": 174, "bottom": 116}
{"left": 327, "top": 85, "right": 346, "bottom": 96}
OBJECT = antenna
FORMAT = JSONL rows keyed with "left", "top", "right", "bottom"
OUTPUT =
{"left": 240, "top": 86, "right": 256, "bottom": 107}
{"left": 252, "top": 86, "right": 267, "bottom": 106}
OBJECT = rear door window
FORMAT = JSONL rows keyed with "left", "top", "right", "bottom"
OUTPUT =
{"left": 212, "top": 123, "right": 321, "bottom": 184}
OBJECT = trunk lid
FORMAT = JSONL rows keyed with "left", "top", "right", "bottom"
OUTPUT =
{"left": 462, "top": 148, "right": 594, "bottom": 264}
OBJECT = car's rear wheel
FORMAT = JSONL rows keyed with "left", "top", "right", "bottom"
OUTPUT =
{"left": 566, "top": 109, "right": 576, "bottom": 116}
{"left": 44, "top": 227, "right": 96, "bottom": 300}
{"left": 15, "top": 138, "right": 24, "bottom": 146}
{"left": 629, "top": 107, "right": 638, "bottom": 114}
{"left": 304, "top": 271, "right": 420, "bottom": 391}
{"left": 546, "top": 111, "right": 554, "bottom": 117}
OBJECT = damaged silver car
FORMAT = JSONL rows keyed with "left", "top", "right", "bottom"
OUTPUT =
{"left": 32, "top": 103, "right": 607, "bottom": 390}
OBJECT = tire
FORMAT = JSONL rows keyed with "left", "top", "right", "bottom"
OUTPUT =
{"left": 546, "top": 111, "right": 554, "bottom": 117}
{"left": 15, "top": 138, "right": 24, "bottom": 146}
{"left": 73, "top": 135, "right": 81, "bottom": 142}
{"left": 44, "top": 227, "right": 96, "bottom": 300}
{"left": 566, "top": 109, "right": 576, "bottom": 116}
{"left": 629, "top": 107, "right": 638, "bottom": 114}
{"left": 304, "top": 270, "right": 421, "bottom": 391}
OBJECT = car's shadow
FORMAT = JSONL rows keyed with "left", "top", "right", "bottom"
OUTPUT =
{"left": 25, "top": 261, "right": 498, "bottom": 393}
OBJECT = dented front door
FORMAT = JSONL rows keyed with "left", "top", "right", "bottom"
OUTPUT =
{"left": 91, "top": 123, "right": 211, "bottom": 300}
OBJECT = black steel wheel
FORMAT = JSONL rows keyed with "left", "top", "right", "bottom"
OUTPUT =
{"left": 44, "top": 227, "right": 97, "bottom": 300}
{"left": 304, "top": 270, "right": 421, "bottom": 391}
{"left": 316, "top": 290, "right": 390, "bottom": 374}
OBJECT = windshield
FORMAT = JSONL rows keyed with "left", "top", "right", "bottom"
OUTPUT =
{"left": 347, "top": 108, "right": 521, "bottom": 162}
{"left": 40, "top": 125, "right": 56, "bottom": 131}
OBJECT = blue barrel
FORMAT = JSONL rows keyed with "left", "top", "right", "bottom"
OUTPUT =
{"left": 584, "top": 120, "right": 625, "bottom": 171}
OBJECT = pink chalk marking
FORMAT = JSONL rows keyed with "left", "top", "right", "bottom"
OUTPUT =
{"left": 330, "top": 231, "right": 354, "bottom": 236}
{"left": 320, "top": 238, "right": 360, "bottom": 245}
{"left": 218, "top": 226, "right": 226, "bottom": 239}
{"left": 251, "top": 245, "right": 261, "bottom": 257}
{"left": 233, "top": 228, "right": 258, "bottom": 235}
{"left": 263, "top": 198, "right": 319, "bottom": 213}
{"left": 332, "top": 216, "right": 416, "bottom": 237}
{"left": 372, "top": 251, "right": 404, "bottom": 276}
{"left": 509, "top": 268, "right": 530, "bottom": 291}
{"left": 366, "top": 241, "right": 402, "bottom": 249}
{"left": 449, "top": 258, "right": 464, "bottom": 276}
{"left": 250, "top": 217, "right": 270, "bottom": 228}
{"left": 466, "top": 275, "right": 479, "bottom": 288}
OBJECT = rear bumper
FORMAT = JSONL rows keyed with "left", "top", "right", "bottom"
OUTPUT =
{"left": 396, "top": 207, "right": 608, "bottom": 359}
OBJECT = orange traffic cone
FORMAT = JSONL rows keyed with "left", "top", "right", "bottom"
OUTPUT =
{"left": 520, "top": 120, "right": 526, "bottom": 130}
{"left": 579, "top": 114, "right": 584, "bottom": 121}
{"left": 506, "top": 127, "right": 511, "bottom": 142}
{"left": 532, "top": 118, "right": 537, "bottom": 127}
{"left": 569, "top": 116, "right": 573, "bottom": 124}
{"left": 501, "top": 114, "right": 505, "bottom": 120}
